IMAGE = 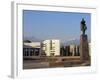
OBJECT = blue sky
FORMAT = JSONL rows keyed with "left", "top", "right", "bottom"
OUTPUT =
{"left": 23, "top": 10, "right": 91, "bottom": 42}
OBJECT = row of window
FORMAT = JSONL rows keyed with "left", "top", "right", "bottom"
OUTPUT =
{"left": 23, "top": 48, "right": 40, "bottom": 56}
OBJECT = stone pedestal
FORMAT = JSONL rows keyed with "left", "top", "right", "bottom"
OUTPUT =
{"left": 80, "top": 35, "right": 89, "bottom": 62}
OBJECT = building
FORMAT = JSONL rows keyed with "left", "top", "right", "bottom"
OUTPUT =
{"left": 66, "top": 45, "right": 70, "bottom": 56}
{"left": 23, "top": 42, "right": 41, "bottom": 56}
{"left": 60, "top": 46, "right": 66, "bottom": 56}
{"left": 75, "top": 45, "right": 80, "bottom": 56}
{"left": 60, "top": 46, "right": 70, "bottom": 56}
{"left": 24, "top": 42, "right": 41, "bottom": 48}
{"left": 42, "top": 39, "right": 60, "bottom": 56}
{"left": 89, "top": 43, "right": 91, "bottom": 56}
{"left": 60, "top": 44, "right": 80, "bottom": 56}
{"left": 69, "top": 45, "right": 75, "bottom": 56}
{"left": 69, "top": 44, "right": 80, "bottom": 56}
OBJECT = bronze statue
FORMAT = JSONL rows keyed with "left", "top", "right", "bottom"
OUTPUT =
{"left": 80, "top": 18, "right": 87, "bottom": 35}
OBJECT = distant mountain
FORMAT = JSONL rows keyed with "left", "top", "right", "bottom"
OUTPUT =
{"left": 23, "top": 36, "right": 90, "bottom": 46}
{"left": 60, "top": 39, "right": 80, "bottom": 46}
{"left": 66, "top": 39, "right": 80, "bottom": 45}
{"left": 61, "top": 38, "right": 90, "bottom": 46}
{"left": 23, "top": 36, "right": 42, "bottom": 42}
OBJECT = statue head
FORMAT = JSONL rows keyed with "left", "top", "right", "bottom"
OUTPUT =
{"left": 81, "top": 18, "right": 85, "bottom": 25}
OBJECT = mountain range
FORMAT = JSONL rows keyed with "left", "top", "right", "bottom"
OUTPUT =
{"left": 24, "top": 36, "right": 90, "bottom": 46}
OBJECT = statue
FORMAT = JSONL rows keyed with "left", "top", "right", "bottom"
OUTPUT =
{"left": 80, "top": 18, "right": 90, "bottom": 62}
{"left": 80, "top": 18, "right": 87, "bottom": 35}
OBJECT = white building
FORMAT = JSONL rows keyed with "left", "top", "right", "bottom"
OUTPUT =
{"left": 69, "top": 44, "right": 80, "bottom": 56}
{"left": 42, "top": 39, "right": 60, "bottom": 56}
{"left": 70, "top": 45, "right": 76, "bottom": 56}
{"left": 89, "top": 43, "right": 91, "bottom": 56}
{"left": 23, "top": 42, "right": 41, "bottom": 56}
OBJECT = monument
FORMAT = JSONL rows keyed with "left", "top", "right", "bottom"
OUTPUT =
{"left": 80, "top": 18, "right": 90, "bottom": 62}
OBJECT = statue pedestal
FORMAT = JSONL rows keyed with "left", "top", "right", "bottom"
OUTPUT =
{"left": 80, "top": 35, "right": 90, "bottom": 62}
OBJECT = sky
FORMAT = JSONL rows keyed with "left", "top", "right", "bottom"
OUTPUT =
{"left": 23, "top": 10, "right": 91, "bottom": 43}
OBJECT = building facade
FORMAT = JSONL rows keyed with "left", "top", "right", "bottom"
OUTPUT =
{"left": 42, "top": 39, "right": 60, "bottom": 56}
{"left": 89, "top": 43, "right": 91, "bottom": 56}
{"left": 69, "top": 45, "right": 80, "bottom": 56}
{"left": 60, "top": 46, "right": 70, "bottom": 56}
{"left": 60, "top": 45, "right": 80, "bottom": 56}
{"left": 23, "top": 42, "right": 41, "bottom": 56}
